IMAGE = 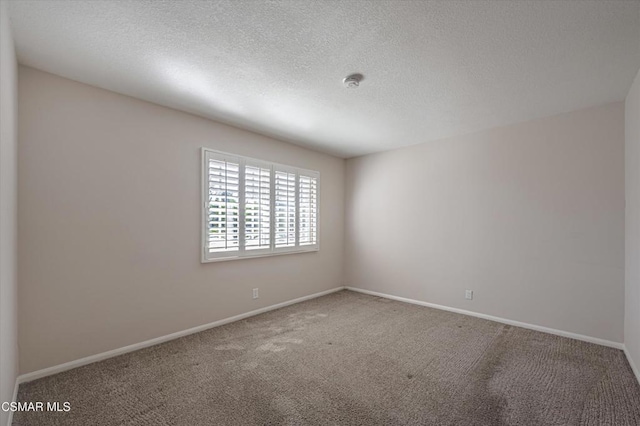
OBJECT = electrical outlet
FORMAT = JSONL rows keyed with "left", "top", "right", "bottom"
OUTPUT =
{"left": 253, "top": 288, "right": 259, "bottom": 299}
{"left": 465, "top": 290, "right": 473, "bottom": 300}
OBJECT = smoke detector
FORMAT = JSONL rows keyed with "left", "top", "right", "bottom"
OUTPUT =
{"left": 343, "top": 73, "right": 364, "bottom": 88}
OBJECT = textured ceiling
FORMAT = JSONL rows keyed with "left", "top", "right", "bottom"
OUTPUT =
{"left": 7, "top": 0, "right": 640, "bottom": 158}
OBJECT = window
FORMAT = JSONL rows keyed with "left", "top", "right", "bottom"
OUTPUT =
{"left": 202, "top": 148, "right": 319, "bottom": 262}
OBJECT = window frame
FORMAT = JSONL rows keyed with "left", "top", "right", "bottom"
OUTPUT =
{"left": 201, "top": 148, "right": 320, "bottom": 263}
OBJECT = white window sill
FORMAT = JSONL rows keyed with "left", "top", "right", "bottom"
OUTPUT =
{"left": 201, "top": 247, "right": 319, "bottom": 263}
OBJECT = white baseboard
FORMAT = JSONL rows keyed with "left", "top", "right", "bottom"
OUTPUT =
{"left": 6, "top": 379, "right": 19, "bottom": 426}
{"left": 623, "top": 345, "right": 640, "bottom": 385}
{"left": 16, "top": 286, "right": 345, "bottom": 386}
{"left": 345, "top": 286, "right": 624, "bottom": 350}
{"left": 13, "top": 284, "right": 636, "bottom": 410}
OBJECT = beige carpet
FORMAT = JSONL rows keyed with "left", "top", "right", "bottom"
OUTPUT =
{"left": 14, "top": 290, "right": 640, "bottom": 425}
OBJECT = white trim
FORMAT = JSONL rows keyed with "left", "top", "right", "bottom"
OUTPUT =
{"left": 7, "top": 379, "right": 19, "bottom": 426}
{"left": 623, "top": 345, "right": 640, "bottom": 385}
{"left": 344, "top": 287, "right": 624, "bottom": 350}
{"left": 202, "top": 246, "right": 318, "bottom": 263}
{"left": 16, "top": 286, "right": 345, "bottom": 385}
{"left": 201, "top": 146, "right": 209, "bottom": 263}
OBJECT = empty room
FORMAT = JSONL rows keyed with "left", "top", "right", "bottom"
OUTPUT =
{"left": 1, "top": 0, "right": 639, "bottom": 425}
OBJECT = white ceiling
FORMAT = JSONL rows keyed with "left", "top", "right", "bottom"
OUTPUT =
{"left": 7, "top": 0, "right": 640, "bottom": 158}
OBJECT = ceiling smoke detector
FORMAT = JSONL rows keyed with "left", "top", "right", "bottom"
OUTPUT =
{"left": 343, "top": 73, "right": 364, "bottom": 89}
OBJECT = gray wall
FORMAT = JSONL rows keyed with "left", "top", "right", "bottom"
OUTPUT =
{"left": 625, "top": 68, "right": 640, "bottom": 378}
{"left": 345, "top": 103, "right": 625, "bottom": 343}
{"left": 18, "top": 67, "right": 345, "bottom": 374}
{"left": 0, "top": 3, "right": 19, "bottom": 424}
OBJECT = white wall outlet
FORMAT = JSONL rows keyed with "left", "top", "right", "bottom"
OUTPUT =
{"left": 253, "top": 288, "right": 259, "bottom": 299}
{"left": 465, "top": 290, "right": 473, "bottom": 300}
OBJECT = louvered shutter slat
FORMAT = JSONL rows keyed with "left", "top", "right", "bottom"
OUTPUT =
{"left": 245, "top": 164, "right": 271, "bottom": 250}
{"left": 299, "top": 175, "right": 318, "bottom": 246}
{"left": 207, "top": 158, "right": 240, "bottom": 253}
{"left": 275, "top": 170, "right": 296, "bottom": 248}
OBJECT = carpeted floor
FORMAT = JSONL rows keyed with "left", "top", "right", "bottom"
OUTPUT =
{"left": 14, "top": 290, "right": 640, "bottom": 425}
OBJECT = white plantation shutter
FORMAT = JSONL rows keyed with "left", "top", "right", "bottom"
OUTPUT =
{"left": 202, "top": 148, "right": 319, "bottom": 262}
{"left": 244, "top": 162, "right": 271, "bottom": 251}
{"left": 275, "top": 170, "right": 297, "bottom": 248}
{"left": 206, "top": 153, "right": 240, "bottom": 255}
{"left": 299, "top": 173, "right": 318, "bottom": 246}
